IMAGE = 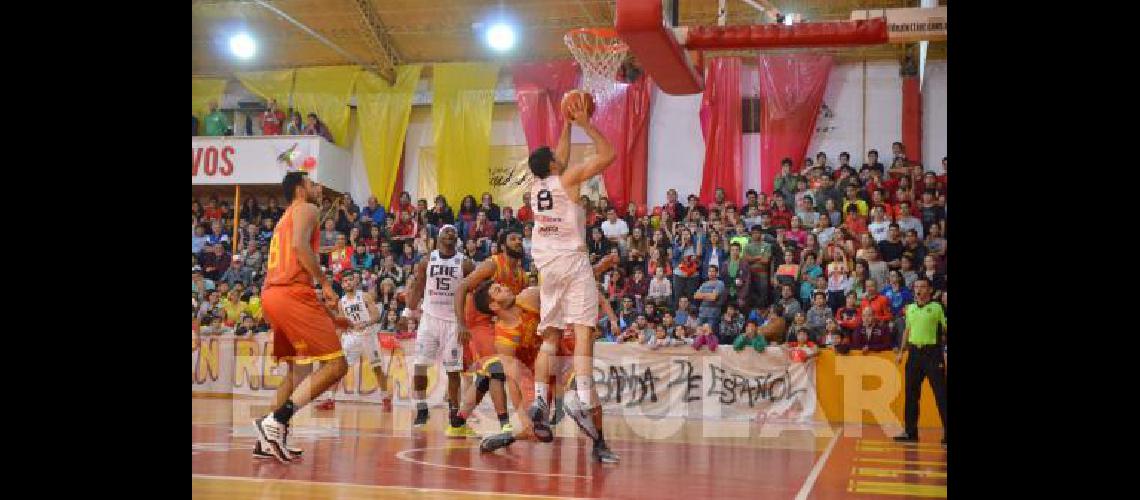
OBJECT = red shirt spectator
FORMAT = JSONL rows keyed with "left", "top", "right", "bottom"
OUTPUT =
{"left": 770, "top": 205, "right": 793, "bottom": 230}
{"left": 858, "top": 287, "right": 893, "bottom": 324}
{"left": 391, "top": 212, "right": 417, "bottom": 241}
{"left": 842, "top": 208, "right": 869, "bottom": 236}
{"left": 622, "top": 271, "right": 650, "bottom": 301}
{"left": 517, "top": 204, "right": 533, "bottom": 223}
{"left": 468, "top": 212, "right": 497, "bottom": 242}
{"left": 261, "top": 100, "right": 285, "bottom": 135}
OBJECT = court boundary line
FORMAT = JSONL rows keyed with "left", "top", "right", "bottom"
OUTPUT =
{"left": 794, "top": 426, "right": 843, "bottom": 500}
{"left": 394, "top": 446, "right": 593, "bottom": 479}
{"left": 192, "top": 474, "right": 593, "bottom": 499}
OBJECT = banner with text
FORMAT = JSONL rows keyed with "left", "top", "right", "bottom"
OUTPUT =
{"left": 193, "top": 335, "right": 815, "bottom": 422}
{"left": 850, "top": 7, "right": 947, "bottom": 43}
{"left": 191, "top": 136, "right": 351, "bottom": 193}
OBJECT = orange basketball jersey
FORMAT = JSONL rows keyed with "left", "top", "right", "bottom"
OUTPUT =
{"left": 264, "top": 203, "right": 321, "bottom": 288}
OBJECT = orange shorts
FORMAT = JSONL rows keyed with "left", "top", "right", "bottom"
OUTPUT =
{"left": 464, "top": 323, "right": 497, "bottom": 374}
{"left": 262, "top": 284, "right": 343, "bottom": 364}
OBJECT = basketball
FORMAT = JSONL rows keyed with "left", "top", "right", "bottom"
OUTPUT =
{"left": 561, "top": 89, "right": 596, "bottom": 119}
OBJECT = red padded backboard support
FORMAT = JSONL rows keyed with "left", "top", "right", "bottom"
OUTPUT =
{"left": 614, "top": 0, "right": 704, "bottom": 95}
{"left": 614, "top": 1, "right": 890, "bottom": 96}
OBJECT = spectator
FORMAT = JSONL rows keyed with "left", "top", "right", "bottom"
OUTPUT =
{"left": 835, "top": 292, "right": 862, "bottom": 333}
{"left": 192, "top": 267, "right": 216, "bottom": 300}
{"left": 497, "top": 206, "right": 524, "bottom": 239}
{"left": 822, "top": 319, "right": 850, "bottom": 353}
{"left": 721, "top": 242, "right": 751, "bottom": 311}
{"left": 660, "top": 188, "right": 687, "bottom": 222}
{"left": 785, "top": 329, "right": 819, "bottom": 362}
{"left": 428, "top": 195, "right": 456, "bottom": 230}
{"left": 867, "top": 207, "right": 892, "bottom": 243}
{"left": 795, "top": 197, "right": 819, "bottom": 228}
{"left": 659, "top": 310, "right": 688, "bottom": 344}
{"left": 773, "top": 158, "right": 802, "bottom": 206}
{"left": 896, "top": 201, "right": 923, "bottom": 239}
{"left": 206, "top": 220, "right": 230, "bottom": 247}
{"left": 361, "top": 195, "right": 387, "bottom": 226}
{"left": 283, "top": 110, "right": 303, "bottom": 135}
{"left": 303, "top": 112, "right": 335, "bottom": 144}
{"left": 901, "top": 229, "right": 929, "bottom": 271}
{"left": 733, "top": 320, "right": 768, "bottom": 353}
{"left": 200, "top": 244, "right": 230, "bottom": 282}
{"left": 647, "top": 266, "right": 673, "bottom": 307}
{"left": 785, "top": 311, "right": 812, "bottom": 343}
{"left": 842, "top": 204, "right": 869, "bottom": 237}
{"left": 192, "top": 225, "right": 210, "bottom": 254}
{"left": 805, "top": 292, "right": 831, "bottom": 339}
{"left": 924, "top": 223, "right": 946, "bottom": 259}
{"left": 479, "top": 192, "right": 501, "bottom": 222}
{"left": 684, "top": 194, "right": 706, "bottom": 221}
{"left": 758, "top": 305, "right": 787, "bottom": 345}
{"left": 377, "top": 254, "right": 405, "bottom": 288}
{"left": 866, "top": 248, "right": 890, "bottom": 288}
{"left": 743, "top": 225, "right": 774, "bottom": 309}
{"left": 647, "top": 323, "right": 671, "bottom": 349}
{"left": 516, "top": 192, "right": 533, "bottom": 223}
{"left": 391, "top": 210, "right": 418, "bottom": 254}
{"left": 859, "top": 279, "right": 894, "bottom": 333}
{"left": 842, "top": 183, "right": 870, "bottom": 218}
{"left": 587, "top": 227, "right": 611, "bottom": 264}
{"left": 623, "top": 314, "right": 654, "bottom": 344}
{"left": 775, "top": 283, "right": 802, "bottom": 324}
{"left": 900, "top": 254, "right": 919, "bottom": 288}
{"left": 882, "top": 270, "right": 914, "bottom": 337}
{"left": 600, "top": 207, "right": 630, "bottom": 249}
{"left": 920, "top": 255, "right": 947, "bottom": 301}
{"left": 770, "top": 196, "right": 793, "bottom": 230}
{"left": 719, "top": 303, "right": 745, "bottom": 345}
{"left": 457, "top": 195, "right": 479, "bottom": 234}
{"left": 220, "top": 288, "right": 248, "bottom": 328}
{"left": 260, "top": 99, "right": 285, "bottom": 135}
{"left": 674, "top": 296, "right": 698, "bottom": 331}
{"left": 694, "top": 264, "right": 727, "bottom": 333}
{"left": 691, "top": 323, "right": 719, "bottom": 352}
{"left": 700, "top": 230, "right": 728, "bottom": 279}
{"left": 672, "top": 227, "right": 702, "bottom": 303}
{"left": 814, "top": 174, "right": 842, "bottom": 213}
{"left": 203, "top": 100, "right": 230, "bottom": 136}
{"left": 852, "top": 307, "right": 893, "bottom": 352}
{"left": 623, "top": 268, "right": 650, "bottom": 306}
{"left": 919, "top": 189, "right": 946, "bottom": 236}
{"left": 861, "top": 149, "right": 885, "bottom": 178}
{"left": 328, "top": 233, "right": 354, "bottom": 281}
{"left": 353, "top": 244, "right": 377, "bottom": 270}
{"left": 798, "top": 253, "right": 824, "bottom": 305}
{"left": 878, "top": 224, "right": 906, "bottom": 271}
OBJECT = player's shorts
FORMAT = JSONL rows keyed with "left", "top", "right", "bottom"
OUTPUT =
{"left": 262, "top": 284, "right": 343, "bottom": 364}
{"left": 536, "top": 252, "right": 599, "bottom": 332}
{"left": 414, "top": 313, "right": 463, "bottom": 372}
{"left": 341, "top": 326, "right": 390, "bottom": 369}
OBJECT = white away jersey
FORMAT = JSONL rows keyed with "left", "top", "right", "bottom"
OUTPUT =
{"left": 421, "top": 250, "right": 465, "bottom": 320}
{"left": 530, "top": 175, "right": 587, "bottom": 268}
{"left": 339, "top": 290, "right": 374, "bottom": 331}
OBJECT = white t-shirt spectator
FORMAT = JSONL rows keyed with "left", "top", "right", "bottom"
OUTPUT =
{"left": 868, "top": 221, "right": 891, "bottom": 242}
{"left": 897, "top": 216, "right": 924, "bottom": 240}
{"left": 600, "top": 218, "right": 630, "bottom": 240}
{"left": 648, "top": 276, "right": 672, "bottom": 302}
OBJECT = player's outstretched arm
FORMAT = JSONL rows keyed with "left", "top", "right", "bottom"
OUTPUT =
{"left": 455, "top": 260, "right": 498, "bottom": 327}
{"left": 553, "top": 119, "right": 572, "bottom": 167}
{"left": 561, "top": 102, "right": 615, "bottom": 189}
{"left": 407, "top": 260, "right": 428, "bottom": 311}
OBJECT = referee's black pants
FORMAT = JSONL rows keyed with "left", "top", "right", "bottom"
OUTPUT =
{"left": 903, "top": 344, "right": 948, "bottom": 437}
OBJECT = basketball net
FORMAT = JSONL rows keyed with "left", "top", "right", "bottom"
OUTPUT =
{"left": 564, "top": 28, "right": 629, "bottom": 103}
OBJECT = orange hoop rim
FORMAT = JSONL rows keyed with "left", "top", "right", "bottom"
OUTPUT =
{"left": 564, "top": 27, "right": 628, "bottom": 54}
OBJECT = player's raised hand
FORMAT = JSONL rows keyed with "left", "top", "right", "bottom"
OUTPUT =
{"left": 569, "top": 100, "right": 591, "bottom": 128}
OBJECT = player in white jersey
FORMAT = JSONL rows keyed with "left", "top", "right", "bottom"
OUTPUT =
{"left": 337, "top": 271, "right": 393, "bottom": 412}
{"left": 407, "top": 225, "right": 475, "bottom": 435}
{"left": 525, "top": 98, "right": 618, "bottom": 462}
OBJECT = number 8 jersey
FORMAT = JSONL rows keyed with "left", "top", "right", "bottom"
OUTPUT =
{"left": 421, "top": 249, "right": 466, "bottom": 321}
{"left": 530, "top": 175, "right": 587, "bottom": 269}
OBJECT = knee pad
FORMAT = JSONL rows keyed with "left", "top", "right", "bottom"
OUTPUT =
{"left": 475, "top": 375, "right": 490, "bottom": 393}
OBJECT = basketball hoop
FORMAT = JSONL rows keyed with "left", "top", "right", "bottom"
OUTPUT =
{"left": 564, "top": 28, "right": 629, "bottom": 102}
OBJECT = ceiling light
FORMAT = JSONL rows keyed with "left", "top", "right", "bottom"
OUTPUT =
{"left": 486, "top": 23, "right": 517, "bottom": 51}
{"left": 229, "top": 33, "right": 256, "bottom": 59}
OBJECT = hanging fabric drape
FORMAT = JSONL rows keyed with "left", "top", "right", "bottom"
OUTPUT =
{"left": 756, "top": 54, "right": 833, "bottom": 193}
{"left": 235, "top": 69, "right": 296, "bottom": 109}
{"left": 192, "top": 78, "right": 227, "bottom": 135}
{"left": 698, "top": 57, "right": 744, "bottom": 207}
{"left": 431, "top": 62, "right": 500, "bottom": 209}
{"left": 292, "top": 65, "right": 362, "bottom": 146}
{"left": 511, "top": 60, "right": 581, "bottom": 150}
{"left": 356, "top": 65, "right": 422, "bottom": 208}
{"left": 591, "top": 76, "right": 651, "bottom": 211}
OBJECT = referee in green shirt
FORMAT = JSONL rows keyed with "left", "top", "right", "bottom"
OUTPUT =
{"left": 894, "top": 277, "right": 948, "bottom": 445}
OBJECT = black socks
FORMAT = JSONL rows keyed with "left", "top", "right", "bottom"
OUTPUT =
{"left": 273, "top": 399, "right": 296, "bottom": 424}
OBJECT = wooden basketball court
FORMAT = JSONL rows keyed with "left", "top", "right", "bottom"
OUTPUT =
{"left": 192, "top": 396, "right": 946, "bottom": 499}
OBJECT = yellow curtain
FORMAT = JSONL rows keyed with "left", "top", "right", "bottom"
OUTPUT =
{"left": 192, "top": 78, "right": 227, "bottom": 134}
{"left": 356, "top": 65, "right": 422, "bottom": 206}
{"left": 293, "top": 65, "right": 362, "bottom": 146}
{"left": 234, "top": 69, "right": 295, "bottom": 108}
{"left": 431, "top": 62, "right": 500, "bottom": 208}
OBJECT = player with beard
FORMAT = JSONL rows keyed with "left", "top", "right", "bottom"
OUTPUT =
{"left": 253, "top": 171, "right": 349, "bottom": 463}
{"left": 452, "top": 230, "right": 531, "bottom": 435}
{"left": 406, "top": 225, "right": 474, "bottom": 436}
{"left": 473, "top": 254, "right": 620, "bottom": 463}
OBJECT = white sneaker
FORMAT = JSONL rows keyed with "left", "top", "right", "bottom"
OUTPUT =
{"left": 253, "top": 414, "right": 292, "bottom": 463}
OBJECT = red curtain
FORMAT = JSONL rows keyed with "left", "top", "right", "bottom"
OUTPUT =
{"left": 757, "top": 54, "right": 833, "bottom": 193}
{"left": 698, "top": 57, "right": 743, "bottom": 206}
{"left": 388, "top": 151, "right": 405, "bottom": 210}
{"left": 592, "top": 77, "right": 651, "bottom": 211}
{"left": 511, "top": 61, "right": 580, "bottom": 149}
{"left": 902, "top": 76, "right": 922, "bottom": 164}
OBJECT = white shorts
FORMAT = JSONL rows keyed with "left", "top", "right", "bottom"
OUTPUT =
{"left": 414, "top": 313, "right": 462, "bottom": 372}
{"left": 537, "top": 252, "right": 599, "bottom": 332}
{"left": 341, "top": 326, "right": 389, "bottom": 369}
